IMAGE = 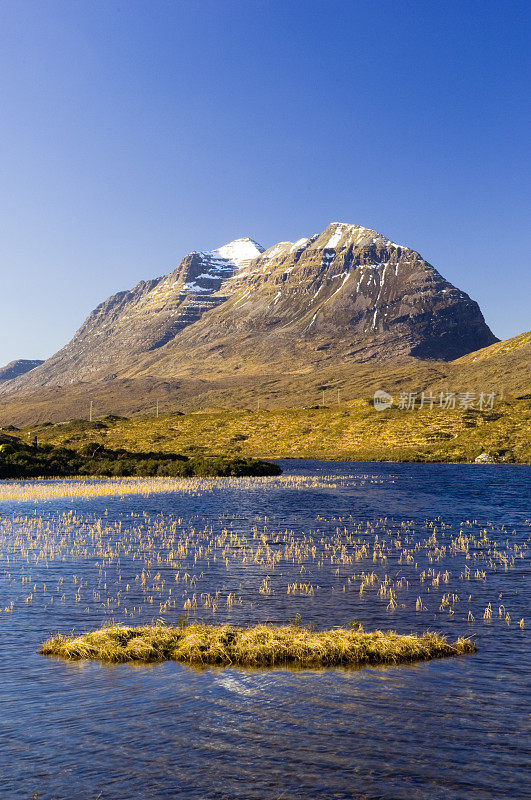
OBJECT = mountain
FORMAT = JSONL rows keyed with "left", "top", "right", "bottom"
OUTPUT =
{"left": 3, "top": 223, "right": 496, "bottom": 388}
{"left": 134, "top": 222, "right": 497, "bottom": 385}
{"left": 0, "top": 359, "right": 44, "bottom": 382}
{"left": 0, "top": 221, "right": 508, "bottom": 424}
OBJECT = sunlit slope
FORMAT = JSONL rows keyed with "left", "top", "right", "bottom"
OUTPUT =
{"left": 0, "top": 331, "right": 529, "bottom": 428}
{"left": 14, "top": 396, "right": 530, "bottom": 463}
{"left": 448, "top": 331, "right": 531, "bottom": 396}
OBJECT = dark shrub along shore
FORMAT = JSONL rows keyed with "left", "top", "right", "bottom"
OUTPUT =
{"left": 0, "top": 434, "right": 281, "bottom": 479}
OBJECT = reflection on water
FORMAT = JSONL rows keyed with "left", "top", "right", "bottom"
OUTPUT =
{"left": 0, "top": 461, "right": 529, "bottom": 800}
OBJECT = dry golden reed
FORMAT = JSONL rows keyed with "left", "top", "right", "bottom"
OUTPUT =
{"left": 40, "top": 622, "right": 476, "bottom": 668}
{"left": 0, "top": 474, "right": 351, "bottom": 502}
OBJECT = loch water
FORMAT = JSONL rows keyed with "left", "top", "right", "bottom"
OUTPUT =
{"left": 1, "top": 461, "right": 530, "bottom": 800}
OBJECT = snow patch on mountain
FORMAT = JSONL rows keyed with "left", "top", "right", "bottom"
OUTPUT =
{"left": 215, "top": 238, "right": 264, "bottom": 266}
{"left": 324, "top": 225, "right": 344, "bottom": 250}
{"left": 263, "top": 242, "right": 291, "bottom": 261}
{"left": 290, "top": 237, "right": 309, "bottom": 253}
{"left": 184, "top": 237, "right": 264, "bottom": 294}
{"left": 183, "top": 281, "right": 211, "bottom": 293}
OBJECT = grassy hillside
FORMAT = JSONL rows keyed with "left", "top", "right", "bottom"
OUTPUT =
{"left": 8, "top": 397, "right": 530, "bottom": 463}
{"left": 1, "top": 332, "right": 529, "bottom": 429}
{"left": 1, "top": 333, "right": 528, "bottom": 463}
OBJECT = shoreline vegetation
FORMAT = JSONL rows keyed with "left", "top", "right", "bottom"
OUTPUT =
{"left": 39, "top": 622, "right": 476, "bottom": 669}
{"left": 0, "top": 434, "right": 281, "bottom": 480}
{"left": 0, "top": 474, "right": 334, "bottom": 501}
{"left": 1, "top": 398, "right": 529, "bottom": 465}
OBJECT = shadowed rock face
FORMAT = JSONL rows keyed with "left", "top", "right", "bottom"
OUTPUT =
{"left": 0, "top": 359, "right": 44, "bottom": 382}
{"left": 2, "top": 223, "right": 497, "bottom": 394}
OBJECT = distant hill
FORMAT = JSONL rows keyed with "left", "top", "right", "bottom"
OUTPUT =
{"left": 449, "top": 331, "right": 531, "bottom": 396}
{"left": 0, "top": 359, "right": 44, "bottom": 382}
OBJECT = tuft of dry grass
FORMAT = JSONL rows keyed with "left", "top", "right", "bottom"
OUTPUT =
{"left": 39, "top": 622, "right": 476, "bottom": 668}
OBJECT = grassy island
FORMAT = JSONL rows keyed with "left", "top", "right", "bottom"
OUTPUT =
{"left": 40, "top": 622, "right": 476, "bottom": 669}
{"left": 0, "top": 433, "right": 281, "bottom": 479}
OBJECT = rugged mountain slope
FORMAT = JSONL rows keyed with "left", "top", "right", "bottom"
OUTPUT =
{"left": 0, "top": 331, "right": 529, "bottom": 427}
{"left": 0, "top": 360, "right": 44, "bottom": 382}
{"left": 134, "top": 222, "right": 497, "bottom": 381}
{"left": 4, "top": 238, "right": 263, "bottom": 389}
{"left": 2, "top": 222, "right": 497, "bottom": 404}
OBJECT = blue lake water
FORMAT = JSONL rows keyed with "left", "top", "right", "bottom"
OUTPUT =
{"left": 0, "top": 460, "right": 529, "bottom": 800}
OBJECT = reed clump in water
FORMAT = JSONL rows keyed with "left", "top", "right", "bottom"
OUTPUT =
{"left": 40, "top": 622, "right": 476, "bottom": 668}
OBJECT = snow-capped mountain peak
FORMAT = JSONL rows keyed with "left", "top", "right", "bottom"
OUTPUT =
{"left": 213, "top": 237, "right": 264, "bottom": 267}
{"left": 181, "top": 238, "right": 264, "bottom": 295}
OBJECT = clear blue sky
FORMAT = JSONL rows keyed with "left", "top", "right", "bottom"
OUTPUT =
{"left": 1, "top": 0, "right": 529, "bottom": 365}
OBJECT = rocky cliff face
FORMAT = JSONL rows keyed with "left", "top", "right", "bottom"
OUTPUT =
{"left": 169, "top": 222, "right": 496, "bottom": 361}
{"left": 2, "top": 223, "right": 497, "bottom": 394}
{"left": 133, "top": 222, "right": 498, "bottom": 382}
